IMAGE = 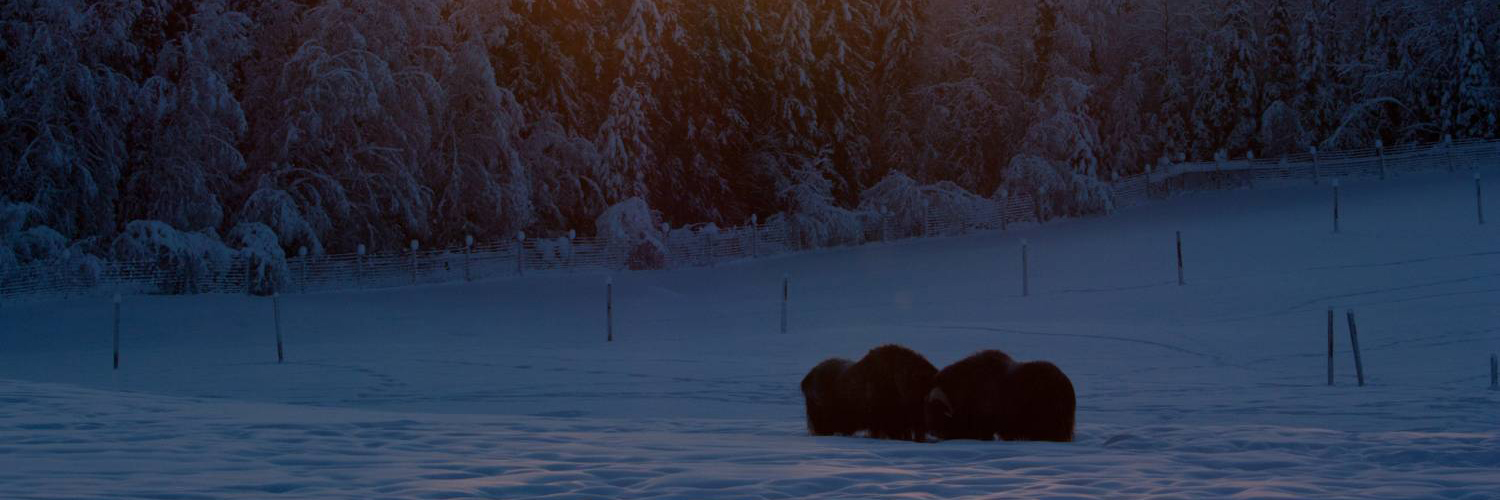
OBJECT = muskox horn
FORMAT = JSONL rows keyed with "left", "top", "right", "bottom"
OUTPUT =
{"left": 927, "top": 387, "right": 952, "bottom": 416}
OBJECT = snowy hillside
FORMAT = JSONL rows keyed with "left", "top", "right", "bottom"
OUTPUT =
{"left": 2, "top": 171, "right": 1498, "bottom": 498}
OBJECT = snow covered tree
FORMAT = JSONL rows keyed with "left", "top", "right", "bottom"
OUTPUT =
{"left": 597, "top": 0, "right": 676, "bottom": 206}
{"left": 1295, "top": 0, "right": 1339, "bottom": 148}
{"left": 244, "top": 0, "right": 452, "bottom": 251}
{"left": 1202, "top": 0, "right": 1258, "bottom": 156}
{"left": 1261, "top": 0, "right": 1295, "bottom": 107}
{"left": 0, "top": 1, "right": 136, "bottom": 240}
{"left": 122, "top": 0, "right": 250, "bottom": 232}
{"left": 1445, "top": 0, "right": 1497, "bottom": 139}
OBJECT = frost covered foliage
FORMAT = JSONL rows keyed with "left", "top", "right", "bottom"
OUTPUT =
{"left": 859, "top": 171, "right": 991, "bottom": 237}
{"left": 0, "top": 199, "right": 103, "bottom": 286}
{"left": 111, "top": 221, "right": 234, "bottom": 294}
{"left": 595, "top": 198, "right": 665, "bottom": 270}
{"left": 771, "top": 155, "right": 864, "bottom": 249}
{"left": 1006, "top": 79, "right": 1112, "bottom": 218}
{"left": 227, "top": 222, "right": 288, "bottom": 296}
{"left": 2, "top": 0, "right": 1498, "bottom": 273}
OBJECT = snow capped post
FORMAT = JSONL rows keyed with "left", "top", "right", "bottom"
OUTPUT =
{"left": 1331, "top": 179, "right": 1341, "bottom": 234}
{"left": 704, "top": 224, "right": 715, "bottom": 266}
{"left": 298, "top": 246, "right": 308, "bottom": 293}
{"left": 112, "top": 293, "right": 121, "bottom": 370}
{"left": 781, "top": 273, "right": 789, "bottom": 334}
{"left": 1176, "top": 231, "right": 1185, "bottom": 286}
{"left": 1376, "top": 139, "right": 1386, "bottom": 181}
{"left": 515, "top": 232, "right": 526, "bottom": 276}
{"left": 1346, "top": 310, "right": 1365, "bottom": 387}
{"left": 1490, "top": 354, "right": 1497, "bottom": 390}
{"left": 1327, "top": 308, "right": 1335, "bottom": 386}
{"left": 1021, "top": 239, "right": 1030, "bottom": 297}
{"left": 1490, "top": 353, "right": 1498, "bottom": 390}
{"left": 1310, "top": 146, "right": 1320, "bottom": 184}
{"left": 464, "top": 235, "right": 474, "bottom": 282}
{"left": 606, "top": 276, "right": 613, "bottom": 342}
{"left": 272, "top": 292, "right": 284, "bottom": 364}
{"left": 356, "top": 244, "right": 366, "bottom": 288}
{"left": 567, "top": 230, "right": 577, "bottom": 272}
{"left": 881, "top": 207, "right": 892, "bottom": 239}
{"left": 999, "top": 190, "right": 1009, "bottom": 232}
{"left": 749, "top": 215, "right": 759, "bottom": 257}
{"left": 1444, "top": 134, "right": 1454, "bottom": 173}
{"left": 1244, "top": 153, "right": 1256, "bottom": 190}
{"left": 409, "top": 240, "right": 420, "bottom": 284}
{"left": 920, "top": 199, "right": 931, "bottom": 237}
{"left": 1476, "top": 173, "right": 1485, "bottom": 225}
{"left": 1214, "top": 149, "right": 1227, "bottom": 190}
{"left": 750, "top": 214, "right": 762, "bottom": 256}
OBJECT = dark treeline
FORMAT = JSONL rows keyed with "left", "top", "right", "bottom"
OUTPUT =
{"left": 2, "top": 0, "right": 1496, "bottom": 267}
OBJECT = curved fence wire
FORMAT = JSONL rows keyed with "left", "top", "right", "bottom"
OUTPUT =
{"left": 3, "top": 138, "right": 1496, "bottom": 302}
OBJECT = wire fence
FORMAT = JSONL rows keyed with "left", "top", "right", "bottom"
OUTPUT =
{"left": 3, "top": 138, "right": 1497, "bottom": 302}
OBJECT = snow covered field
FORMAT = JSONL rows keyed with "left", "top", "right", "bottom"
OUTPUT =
{"left": 2, "top": 172, "right": 1498, "bottom": 498}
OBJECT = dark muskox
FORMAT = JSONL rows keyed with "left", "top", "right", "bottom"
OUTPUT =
{"left": 926, "top": 350, "right": 1076, "bottom": 442}
{"left": 925, "top": 350, "right": 1016, "bottom": 441}
{"left": 998, "top": 360, "right": 1075, "bottom": 442}
{"left": 800, "top": 357, "right": 856, "bottom": 436}
{"left": 836, "top": 344, "right": 938, "bottom": 442}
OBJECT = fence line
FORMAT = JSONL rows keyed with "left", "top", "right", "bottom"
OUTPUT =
{"left": 3, "top": 138, "right": 1497, "bottom": 301}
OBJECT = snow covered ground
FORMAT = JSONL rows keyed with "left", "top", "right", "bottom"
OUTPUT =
{"left": 2, "top": 171, "right": 1498, "bottom": 498}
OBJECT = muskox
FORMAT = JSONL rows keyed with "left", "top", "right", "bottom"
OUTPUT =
{"left": 926, "top": 350, "right": 1076, "bottom": 442}
{"left": 800, "top": 357, "right": 856, "bottom": 436}
{"left": 799, "top": 344, "right": 937, "bottom": 441}
{"left": 925, "top": 350, "right": 1016, "bottom": 441}
{"left": 837, "top": 344, "right": 938, "bottom": 442}
{"left": 999, "top": 360, "right": 1075, "bottom": 442}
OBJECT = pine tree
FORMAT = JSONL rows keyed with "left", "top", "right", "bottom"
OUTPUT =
{"left": 1206, "top": 0, "right": 1258, "bottom": 156}
{"left": 1030, "top": 0, "right": 1060, "bottom": 98}
{"left": 1262, "top": 0, "right": 1295, "bottom": 106}
{"left": 1295, "top": 0, "right": 1336, "bottom": 148}
{"left": 1446, "top": 0, "right": 1497, "bottom": 139}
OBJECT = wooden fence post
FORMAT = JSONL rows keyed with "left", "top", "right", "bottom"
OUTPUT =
{"left": 1000, "top": 190, "right": 1010, "bottom": 231}
{"left": 921, "top": 199, "right": 931, "bottom": 237}
{"left": 1477, "top": 173, "right": 1485, "bottom": 225}
{"left": 515, "top": 232, "right": 526, "bottom": 276}
{"left": 1346, "top": 310, "right": 1365, "bottom": 387}
{"left": 1326, "top": 308, "right": 1334, "bottom": 386}
{"left": 1332, "top": 179, "right": 1341, "bottom": 234}
{"left": 409, "top": 240, "right": 419, "bottom": 284}
{"left": 1311, "top": 146, "right": 1320, "bottom": 184}
{"left": 356, "top": 244, "right": 366, "bottom": 288}
{"left": 1376, "top": 140, "right": 1387, "bottom": 181}
{"left": 749, "top": 216, "right": 758, "bottom": 257}
{"left": 567, "top": 230, "right": 577, "bottom": 272}
{"left": 606, "top": 276, "right": 614, "bottom": 342}
{"left": 273, "top": 292, "right": 284, "bottom": 363}
{"left": 1490, "top": 353, "right": 1497, "bottom": 390}
{"left": 464, "top": 235, "right": 474, "bottom": 281}
{"left": 1021, "top": 239, "right": 1030, "bottom": 297}
{"left": 1176, "top": 231, "right": 1184, "bottom": 286}
{"left": 298, "top": 246, "right": 309, "bottom": 293}
{"left": 1444, "top": 135, "right": 1454, "bottom": 173}
{"left": 112, "top": 294, "right": 121, "bottom": 370}
{"left": 781, "top": 273, "right": 789, "bottom": 334}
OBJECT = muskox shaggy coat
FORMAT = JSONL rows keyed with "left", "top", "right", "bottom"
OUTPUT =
{"left": 926, "top": 350, "right": 1076, "bottom": 442}
{"left": 836, "top": 344, "right": 938, "bottom": 442}
{"left": 800, "top": 357, "right": 856, "bottom": 436}
{"left": 925, "top": 350, "right": 1016, "bottom": 441}
{"left": 999, "top": 360, "right": 1076, "bottom": 442}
